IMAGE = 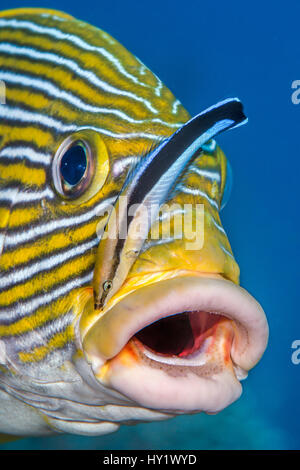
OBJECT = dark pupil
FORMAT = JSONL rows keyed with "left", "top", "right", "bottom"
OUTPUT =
{"left": 60, "top": 144, "right": 87, "bottom": 186}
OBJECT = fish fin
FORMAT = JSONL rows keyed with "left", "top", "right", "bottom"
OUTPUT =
{"left": 220, "top": 159, "right": 233, "bottom": 210}
{"left": 0, "top": 8, "right": 74, "bottom": 20}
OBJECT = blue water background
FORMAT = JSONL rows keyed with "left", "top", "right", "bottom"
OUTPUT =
{"left": 1, "top": 0, "right": 299, "bottom": 450}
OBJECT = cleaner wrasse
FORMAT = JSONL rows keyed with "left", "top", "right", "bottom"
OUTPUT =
{"left": 0, "top": 8, "right": 268, "bottom": 438}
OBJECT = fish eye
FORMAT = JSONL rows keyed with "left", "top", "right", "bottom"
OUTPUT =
{"left": 53, "top": 137, "right": 94, "bottom": 198}
{"left": 61, "top": 143, "right": 87, "bottom": 186}
{"left": 103, "top": 280, "right": 113, "bottom": 292}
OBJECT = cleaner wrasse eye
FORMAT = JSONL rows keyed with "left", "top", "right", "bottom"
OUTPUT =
{"left": 0, "top": 8, "right": 268, "bottom": 439}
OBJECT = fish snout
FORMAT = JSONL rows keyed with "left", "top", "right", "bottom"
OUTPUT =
{"left": 80, "top": 275, "right": 268, "bottom": 414}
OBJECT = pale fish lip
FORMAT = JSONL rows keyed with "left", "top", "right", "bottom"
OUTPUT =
{"left": 82, "top": 276, "right": 268, "bottom": 413}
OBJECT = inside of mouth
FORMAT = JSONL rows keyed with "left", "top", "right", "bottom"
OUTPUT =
{"left": 134, "top": 311, "right": 228, "bottom": 358}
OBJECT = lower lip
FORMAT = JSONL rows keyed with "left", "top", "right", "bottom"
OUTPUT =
{"left": 96, "top": 316, "right": 241, "bottom": 414}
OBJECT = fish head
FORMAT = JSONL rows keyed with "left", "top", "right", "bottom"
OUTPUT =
{"left": 81, "top": 142, "right": 268, "bottom": 416}
{"left": 0, "top": 8, "right": 268, "bottom": 435}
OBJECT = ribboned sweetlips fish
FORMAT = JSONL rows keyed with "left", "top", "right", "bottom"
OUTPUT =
{"left": 0, "top": 8, "right": 268, "bottom": 438}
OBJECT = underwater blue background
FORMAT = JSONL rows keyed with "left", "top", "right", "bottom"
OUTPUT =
{"left": 1, "top": 0, "right": 299, "bottom": 450}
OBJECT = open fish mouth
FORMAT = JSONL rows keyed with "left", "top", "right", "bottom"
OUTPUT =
{"left": 82, "top": 275, "right": 268, "bottom": 414}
